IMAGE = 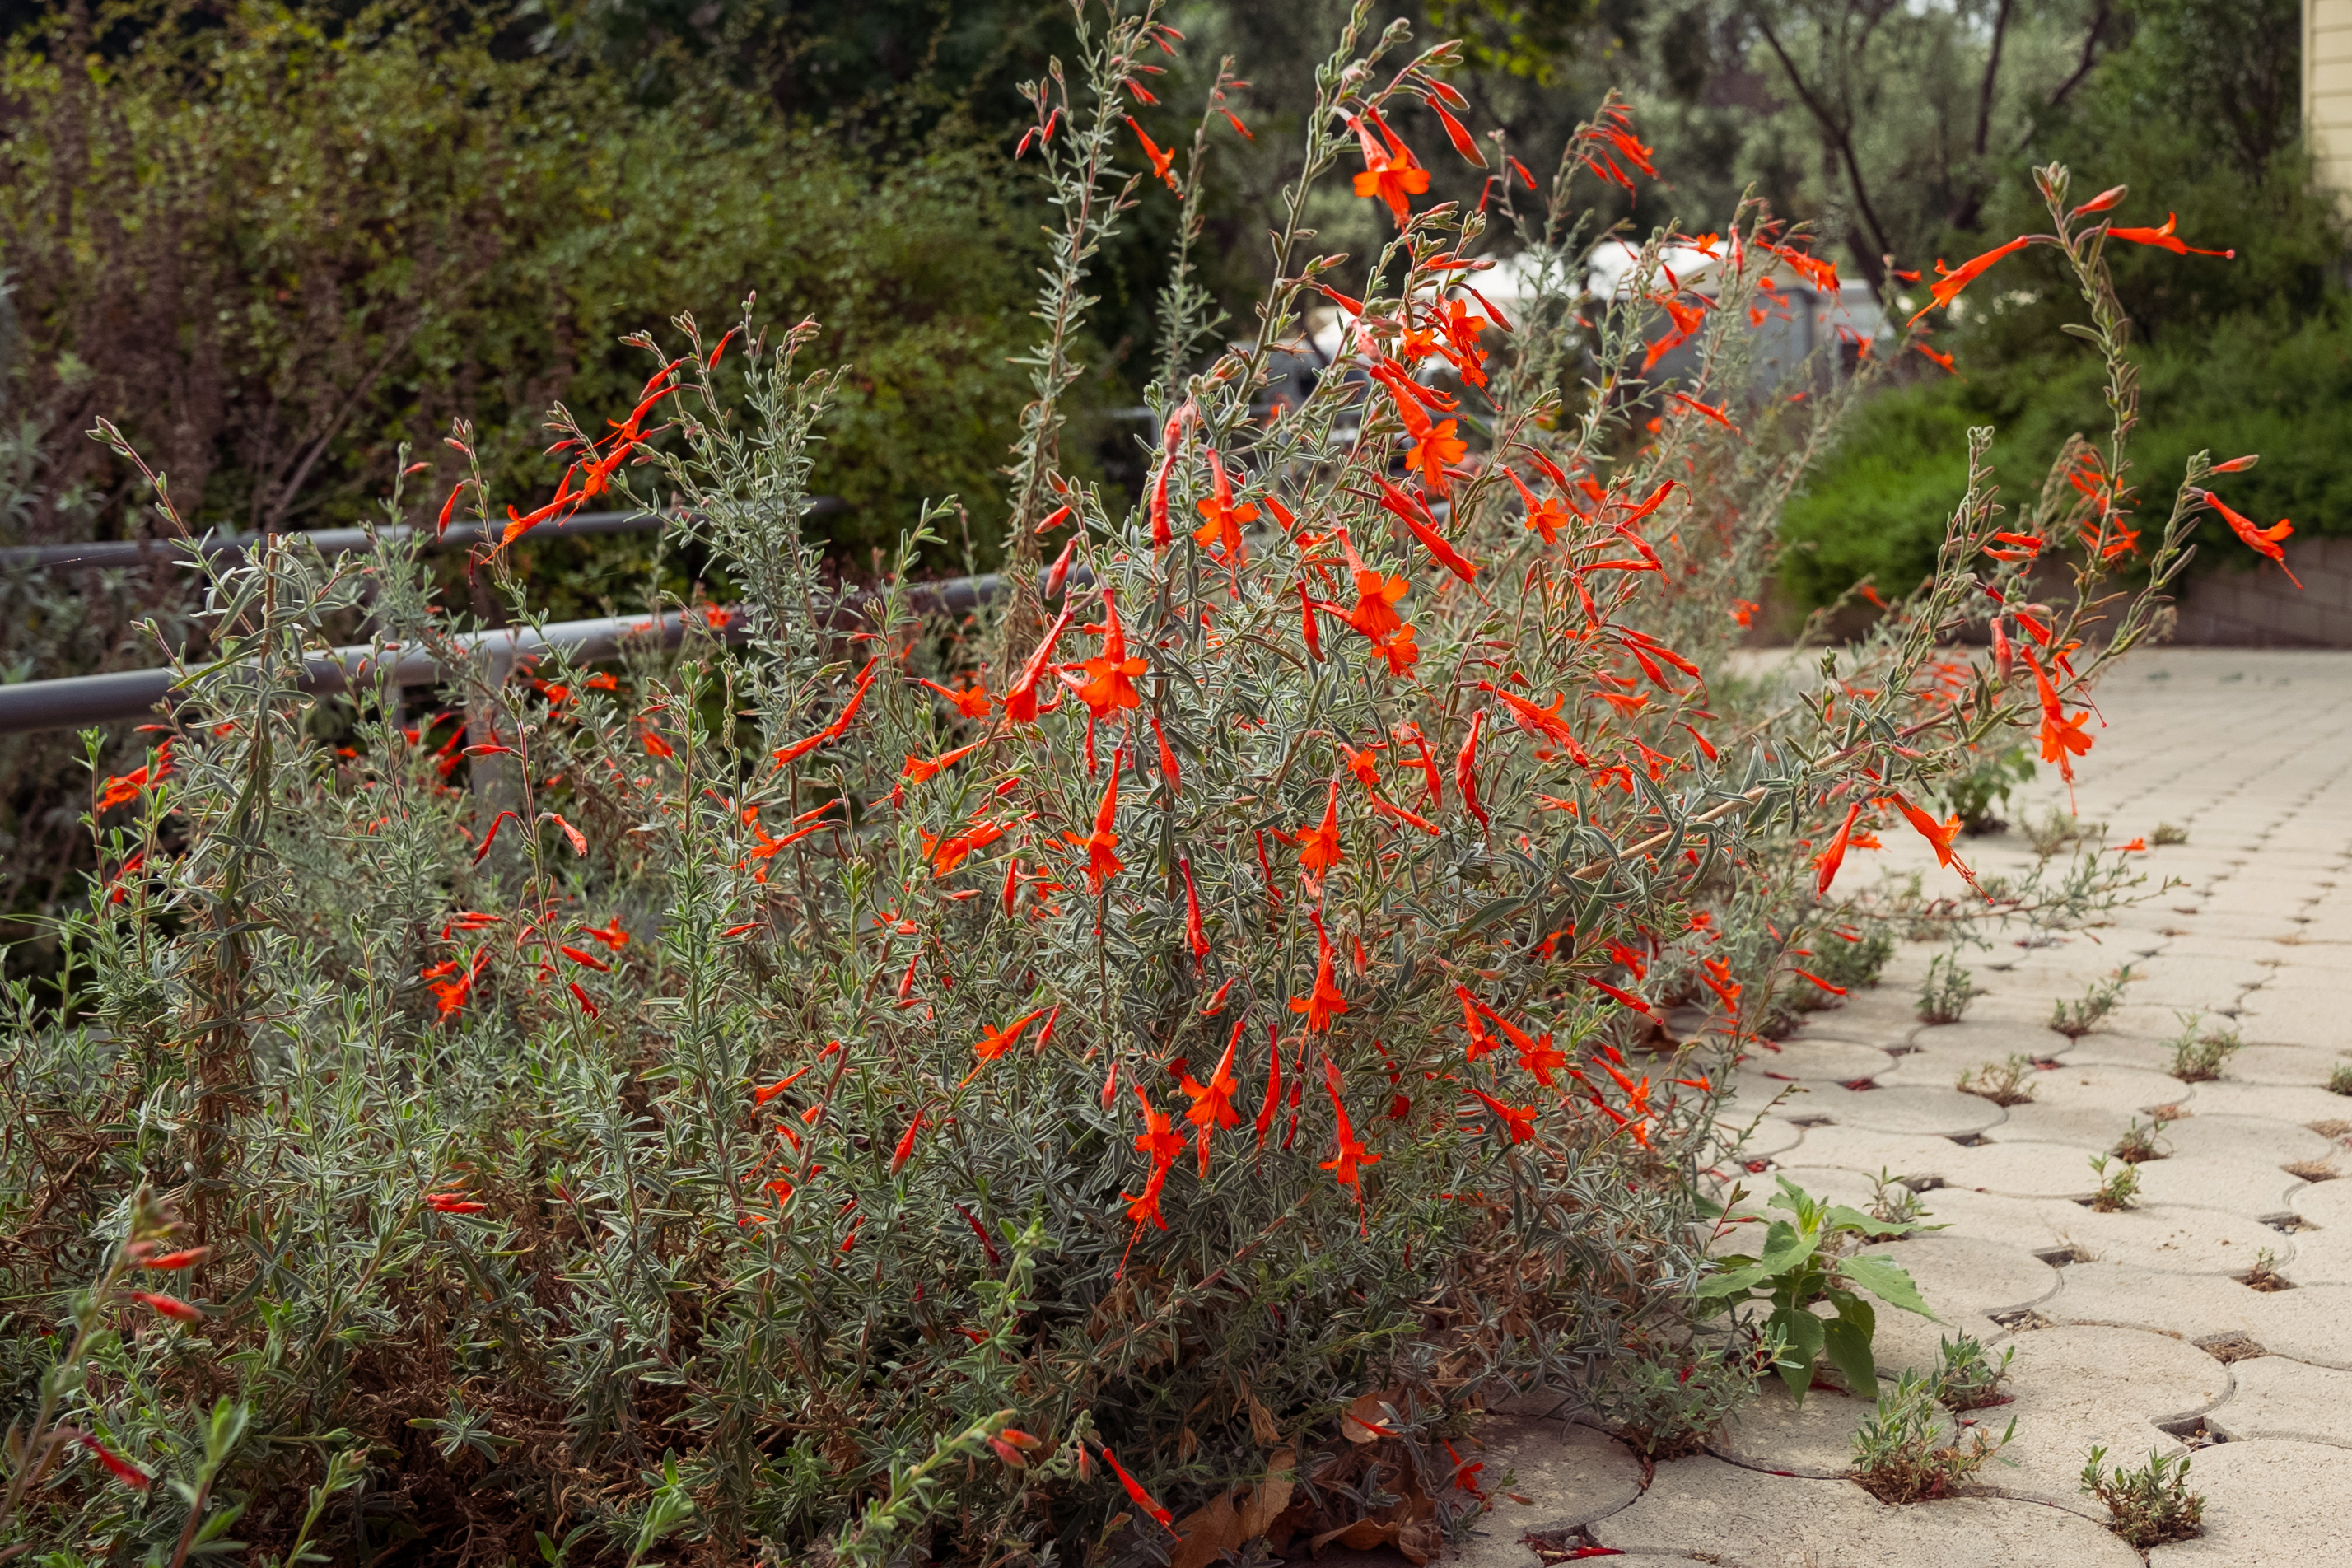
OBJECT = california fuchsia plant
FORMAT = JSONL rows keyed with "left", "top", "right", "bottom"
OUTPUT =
{"left": 2, "top": 0, "right": 2266, "bottom": 1559}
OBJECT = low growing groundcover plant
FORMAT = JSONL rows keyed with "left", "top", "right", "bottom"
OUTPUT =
{"left": 0, "top": 0, "right": 2276, "bottom": 1561}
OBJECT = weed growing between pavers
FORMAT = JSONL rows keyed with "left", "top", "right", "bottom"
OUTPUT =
{"left": 1931, "top": 1334, "right": 2016, "bottom": 1412}
{"left": 2089, "top": 1155, "right": 2144, "bottom": 1211}
{"left": 1958, "top": 1052, "right": 2040, "bottom": 1106}
{"left": 2150, "top": 821, "right": 2189, "bottom": 847}
{"left": 1869, "top": 1168, "right": 1936, "bottom": 1230}
{"left": 1918, "top": 950, "right": 1981, "bottom": 1024}
{"left": 2024, "top": 808, "right": 2107, "bottom": 860}
{"left": 2082, "top": 1446, "right": 2205, "bottom": 1547}
{"left": 2168, "top": 1010, "right": 2245, "bottom": 1080}
{"left": 2327, "top": 1062, "right": 2352, "bottom": 1096}
{"left": 2112, "top": 1115, "right": 2172, "bottom": 1163}
{"left": 1850, "top": 1371, "right": 2015, "bottom": 1504}
{"left": 2240, "top": 1247, "right": 2292, "bottom": 1292}
{"left": 1696, "top": 1178, "right": 1934, "bottom": 1402}
{"left": 2051, "top": 968, "right": 2135, "bottom": 1038}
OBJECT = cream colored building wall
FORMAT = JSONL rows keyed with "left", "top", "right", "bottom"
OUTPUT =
{"left": 2313, "top": 0, "right": 2352, "bottom": 208}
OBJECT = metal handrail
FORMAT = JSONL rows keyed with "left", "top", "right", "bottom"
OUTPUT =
{"left": 0, "top": 562, "right": 1024, "bottom": 737}
{"left": 0, "top": 500, "right": 844, "bottom": 574}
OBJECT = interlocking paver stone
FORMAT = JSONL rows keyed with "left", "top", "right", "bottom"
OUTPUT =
{"left": 2143, "top": 1439, "right": 2352, "bottom": 1564}
{"left": 1976, "top": 1325, "right": 2229, "bottom": 1514}
{"left": 1587, "top": 1454, "right": 2141, "bottom": 1566}
{"left": 2205, "top": 1356, "right": 2352, "bottom": 1445}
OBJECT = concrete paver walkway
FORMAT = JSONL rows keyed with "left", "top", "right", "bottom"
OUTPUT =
{"left": 1460, "top": 651, "right": 2352, "bottom": 1566}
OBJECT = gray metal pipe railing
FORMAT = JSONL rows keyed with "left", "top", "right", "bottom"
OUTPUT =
{"left": 0, "top": 564, "right": 1039, "bottom": 737}
{"left": 0, "top": 500, "right": 844, "bottom": 574}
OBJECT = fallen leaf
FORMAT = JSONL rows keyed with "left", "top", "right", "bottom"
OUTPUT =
{"left": 1237, "top": 1447, "right": 1296, "bottom": 1538}
{"left": 1169, "top": 1491, "right": 1244, "bottom": 1568}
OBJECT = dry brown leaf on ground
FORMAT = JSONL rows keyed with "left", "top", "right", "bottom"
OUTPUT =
{"left": 1168, "top": 1445, "right": 1297, "bottom": 1568}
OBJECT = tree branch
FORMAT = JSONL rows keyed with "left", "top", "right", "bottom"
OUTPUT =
{"left": 1973, "top": 0, "right": 2013, "bottom": 159}
{"left": 1751, "top": 6, "right": 1895, "bottom": 290}
{"left": 2045, "top": 0, "right": 2111, "bottom": 116}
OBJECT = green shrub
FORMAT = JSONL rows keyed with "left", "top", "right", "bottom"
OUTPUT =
{"left": 0, "top": 3, "right": 1054, "bottom": 562}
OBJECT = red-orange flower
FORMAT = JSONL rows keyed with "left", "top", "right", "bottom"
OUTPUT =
{"left": 1290, "top": 922, "right": 1348, "bottom": 1033}
{"left": 2199, "top": 489, "right": 2300, "bottom": 586}
{"left": 78, "top": 1435, "right": 151, "bottom": 1491}
{"left": 916, "top": 677, "right": 992, "bottom": 719}
{"left": 1319, "top": 1058, "right": 1379, "bottom": 1194}
{"left": 1403, "top": 412, "right": 1467, "bottom": 494}
{"left": 1126, "top": 117, "right": 1179, "bottom": 191}
{"left": 132, "top": 1290, "right": 204, "bottom": 1323}
{"left": 1338, "top": 530, "right": 1408, "bottom": 643}
{"left": 1883, "top": 791, "right": 1970, "bottom": 876}
{"left": 2107, "top": 212, "right": 2232, "bottom": 259}
{"left": 1068, "top": 593, "right": 1146, "bottom": 719}
{"left": 1465, "top": 1086, "right": 1538, "bottom": 1146}
{"left": 1178, "top": 1022, "right": 1244, "bottom": 1174}
{"left": 1350, "top": 112, "right": 1430, "bottom": 226}
{"left": 1083, "top": 752, "right": 1124, "bottom": 891}
{"left": 1294, "top": 780, "right": 1342, "bottom": 877}
{"left": 973, "top": 1007, "right": 1050, "bottom": 1062}
{"left": 1812, "top": 800, "right": 1865, "bottom": 898}
{"left": 1192, "top": 450, "right": 1258, "bottom": 565}
{"left": 1907, "top": 236, "right": 2032, "bottom": 326}
{"left": 1005, "top": 605, "right": 1076, "bottom": 724}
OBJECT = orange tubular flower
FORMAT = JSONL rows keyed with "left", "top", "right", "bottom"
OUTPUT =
{"left": 1457, "top": 986, "right": 1497, "bottom": 1059}
{"left": 1180, "top": 856, "right": 1211, "bottom": 962}
{"left": 1426, "top": 97, "right": 1485, "bottom": 166}
{"left": 1372, "top": 478, "right": 1477, "bottom": 581}
{"left": 78, "top": 1434, "right": 151, "bottom": 1491}
{"left": 1083, "top": 752, "right": 1124, "bottom": 892}
{"left": 1178, "top": 1021, "right": 1244, "bottom": 1174}
{"left": 916, "top": 677, "right": 993, "bottom": 719}
{"left": 2199, "top": 489, "right": 2300, "bottom": 586}
{"left": 1068, "top": 592, "right": 1146, "bottom": 719}
{"left": 2107, "top": 212, "right": 2233, "bottom": 259}
{"left": 132, "top": 1290, "right": 204, "bottom": 1323}
{"left": 1350, "top": 113, "right": 1430, "bottom": 226}
{"left": 1467, "top": 1086, "right": 1538, "bottom": 1146}
{"left": 973, "top": 1007, "right": 1049, "bottom": 1063}
{"left": 1481, "top": 683, "right": 1587, "bottom": 765}
{"left": 1502, "top": 467, "right": 1573, "bottom": 546}
{"left": 1466, "top": 996, "right": 1566, "bottom": 1085}
{"left": 1884, "top": 792, "right": 1970, "bottom": 876}
{"left": 1337, "top": 529, "right": 1408, "bottom": 643}
{"left": 772, "top": 656, "right": 881, "bottom": 768}
{"left": 1102, "top": 1445, "right": 1175, "bottom": 1529}
{"left": 1125, "top": 117, "right": 1179, "bottom": 191}
{"left": 1812, "top": 800, "right": 1866, "bottom": 898}
{"left": 1290, "top": 922, "right": 1348, "bottom": 1034}
{"left": 1320, "top": 1058, "right": 1379, "bottom": 1199}
{"left": 1907, "top": 236, "right": 2032, "bottom": 326}
{"left": 1004, "top": 605, "right": 1076, "bottom": 724}
{"left": 901, "top": 741, "right": 984, "bottom": 786}
{"left": 1455, "top": 711, "right": 1489, "bottom": 832}
{"left": 1405, "top": 417, "right": 1467, "bottom": 495}
{"left": 1294, "top": 779, "right": 1342, "bottom": 877}
{"left": 1192, "top": 450, "right": 1258, "bottom": 564}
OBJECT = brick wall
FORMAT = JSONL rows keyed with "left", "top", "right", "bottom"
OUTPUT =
{"left": 2172, "top": 536, "right": 2352, "bottom": 647}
